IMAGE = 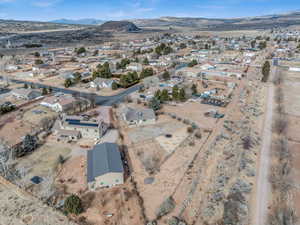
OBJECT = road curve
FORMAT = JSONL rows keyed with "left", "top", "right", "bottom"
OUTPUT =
{"left": 0, "top": 76, "right": 141, "bottom": 106}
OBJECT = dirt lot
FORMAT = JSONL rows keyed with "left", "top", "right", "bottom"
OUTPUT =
{"left": 280, "top": 65, "right": 300, "bottom": 218}
{"left": 0, "top": 100, "right": 45, "bottom": 146}
{"left": 15, "top": 141, "right": 71, "bottom": 198}
{"left": 0, "top": 177, "right": 76, "bottom": 225}
{"left": 163, "top": 102, "right": 224, "bottom": 130}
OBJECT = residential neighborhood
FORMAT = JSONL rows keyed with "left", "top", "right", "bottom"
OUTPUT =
{"left": 0, "top": 6, "right": 300, "bottom": 225}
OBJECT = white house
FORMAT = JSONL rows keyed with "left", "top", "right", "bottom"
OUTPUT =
{"left": 126, "top": 63, "right": 143, "bottom": 72}
{"left": 90, "top": 78, "right": 115, "bottom": 89}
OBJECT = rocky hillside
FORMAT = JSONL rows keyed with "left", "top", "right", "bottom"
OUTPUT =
{"left": 98, "top": 21, "right": 141, "bottom": 32}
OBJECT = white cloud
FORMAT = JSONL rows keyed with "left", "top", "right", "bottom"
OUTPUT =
{"left": 32, "top": 0, "right": 61, "bottom": 7}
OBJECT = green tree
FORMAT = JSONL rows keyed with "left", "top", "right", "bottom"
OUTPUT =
{"left": 179, "top": 88, "right": 186, "bottom": 102}
{"left": 140, "top": 68, "right": 154, "bottom": 79}
{"left": 64, "top": 194, "right": 83, "bottom": 215}
{"left": 179, "top": 43, "right": 187, "bottom": 49}
{"left": 258, "top": 41, "right": 267, "bottom": 50}
{"left": 42, "top": 87, "right": 48, "bottom": 95}
{"left": 188, "top": 59, "right": 198, "bottom": 67}
{"left": 154, "top": 90, "right": 161, "bottom": 101}
{"left": 143, "top": 58, "right": 149, "bottom": 65}
{"left": 117, "top": 58, "right": 130, "bottom": 69}
{"left": 99, "top": 62, "right": 112, "bottom": 78}
{"left": 172, "top": 85, "right": 179, "bottom": 101}
{"left": 250, "top": 40, "right": 256, "bottom": 48}
{"left": 148, "top": 97, "right": 161, "bottom": 111}
{"left": 24, "top": 83, "right": 28, "bottom": 89}
{"left": 111, "top": 82, "right": 118, "bottom": 90}
{"left": 34, "top": 52, "right": 40, "bottom": 57}
{"left": 64, "top": 78, "right": 73, "bottom": 88}
{"left": 34, "top": 59, "right": 44, "bottom": 65}
{"left": 191, "top": 83, "right": 197, "bottom": 95}
{"left": 76, "top": 47, "right": 86, "bottom": 55}
{"left": 160, "top": 89, "right": 169, "bottom": 102}
{"left": 162, "top": 70, "right": 170, "bottom": 81}
{"left": 262, "top": 61, "right": 271, "bottom": 82}
{"left": 93, "top": 49, "right": 99, "bottom": 56}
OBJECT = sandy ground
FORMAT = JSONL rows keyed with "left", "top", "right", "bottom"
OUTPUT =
{"left": 281, "top": 66, "right": 300, "bottom": 219}
{"left": 163, "top": 102, "right": 223, "bottom": 130}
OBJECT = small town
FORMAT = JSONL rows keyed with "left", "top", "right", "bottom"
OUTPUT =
{"left": 0, "top": 2, "right": 300, "bottom": 225}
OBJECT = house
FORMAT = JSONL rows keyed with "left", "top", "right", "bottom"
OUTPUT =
{"left": 90, "top": 78, "right": 115, "bottom": 89}
{"left": 126, "top": 63, "right": 143, "bottom": 72}
{"left": 56, "top": 129, "right": 81, "bottom": 142}
{"left": 200, "top": 62, "right": 216, "bottom": 70}
{"left": 87, "top": 143, "right": 124, "bottom": 190}
{"left": 40, "top": 95, "right": 78, "bottom": 112}
{"left": 122, "top": 107, "right": 156, "bottom": 127}
{"left": 11, "top": 88, "right": 42, "bottom": 100}
{"left": 175, "top": 67, "right": 202, "bottom": 78}
{"left": 60, "top": 115, "right": 108, "bottom": 139}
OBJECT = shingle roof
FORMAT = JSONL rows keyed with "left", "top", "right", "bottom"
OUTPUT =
{"left": 87, "top": 143, "right": 124, "bottom": 183}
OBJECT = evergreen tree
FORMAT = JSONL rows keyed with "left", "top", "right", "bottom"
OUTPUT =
{"left": 162, "top": 70, "right": 170, "bottom": 81}
{"left": 64, "top": 78, "right": 73, "bottom": 88}
{"left": 262, "top": 61, "right": 271, "bottom": 82}
{"left": 42, "top": 87, "right": 48, "bottom": 95}
{"left": 191, "top": 83, "right": 197, "bottom": 95}
{"left": 112, "top": 82, "right": 118, "bottom": 90}
{"left": 172, "top": 85, "right": 179, "bottom": 101}
{"left": 143, "top": 58, "right": 149, "bottom": 65}
{"left": 160, "top": 89, "right": 169, "bottom": 102}
{"left": 179, "top": 88, "right": 186, "bottom": 102}
{"left": 148, "top": 97, "right": 161, "bottom": 111}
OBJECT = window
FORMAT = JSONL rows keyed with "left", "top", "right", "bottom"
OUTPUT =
{"left": 115, "top": 179, "right": 119, "bottom": 183}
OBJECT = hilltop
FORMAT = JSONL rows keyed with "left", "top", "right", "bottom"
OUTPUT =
{"left": 97, "top": 21, "right": 141, "bottom": 32}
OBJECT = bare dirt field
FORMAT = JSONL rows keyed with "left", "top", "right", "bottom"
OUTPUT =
{"left": 0, "top": 177, "right": 76, "bottom": 225}
{"left": 280, "top": 66, "right": 300, "bottom": 219}
{"left": 163, "top": 102, "right": 223, "bottom": 130}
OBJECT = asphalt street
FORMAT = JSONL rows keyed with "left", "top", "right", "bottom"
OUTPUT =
{"left": 0, "top": 76, "right": 141, "bottom": 106}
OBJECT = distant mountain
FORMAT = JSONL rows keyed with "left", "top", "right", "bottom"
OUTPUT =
{"left": 50, "top": 18, "right": 105, "bottom": 25}
{"left": 98, "top": 21, "right": 141, "bottom": 32}
{"left": 130, "top": 11, "right": 300, "bottom": 31}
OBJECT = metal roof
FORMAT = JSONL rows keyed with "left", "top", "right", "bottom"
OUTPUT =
{"left": 87, "top": 143, "right": 124, "bottom": 183}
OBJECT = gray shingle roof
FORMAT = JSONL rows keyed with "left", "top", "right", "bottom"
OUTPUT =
{"left": 87, "top": 143, "right": 124, "bottom": 183}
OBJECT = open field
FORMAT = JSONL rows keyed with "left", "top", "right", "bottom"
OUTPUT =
{"left": 279, "top": 64, "right": 300, "bottom": 219}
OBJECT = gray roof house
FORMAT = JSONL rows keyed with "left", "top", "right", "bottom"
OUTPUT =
{"left": 122, "top": 107, "right": 156, "bottom": 127}
{"left": 87, "top": 143, "right": 124, "bottom": 190}
{"left": 11, "top": 88, "right": 42, "bottom": 100}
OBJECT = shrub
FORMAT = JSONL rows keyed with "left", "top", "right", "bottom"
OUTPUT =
{"left": 187, "top": 127, "right": 194, "bottom": 133}
{"left": 64, "top": 194, "right": 83, "bottom": 215}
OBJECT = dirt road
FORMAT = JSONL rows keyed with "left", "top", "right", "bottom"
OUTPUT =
{"left": 253, "top": 68, "right": 275, "bottom": 225}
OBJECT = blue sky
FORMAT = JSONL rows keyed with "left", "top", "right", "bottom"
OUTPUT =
{"left": 0, "top": 0, "right": 299, "bottom": 21}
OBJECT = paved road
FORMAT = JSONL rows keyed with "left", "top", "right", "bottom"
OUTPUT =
{"left": 0, "top": 76, "right": 141, "bottom": 106}
{"left": 253, "top": 67, "right": 276, "bottom": 225}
